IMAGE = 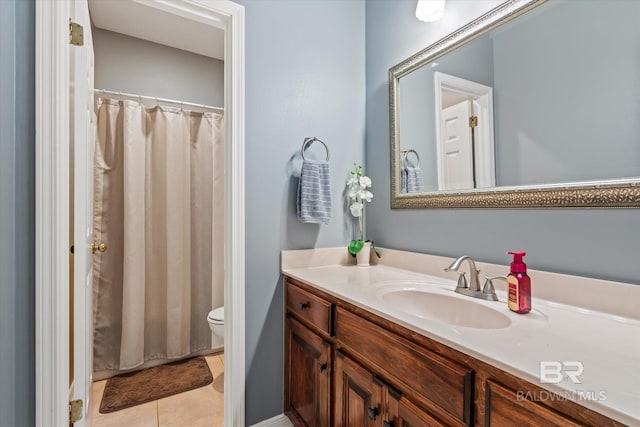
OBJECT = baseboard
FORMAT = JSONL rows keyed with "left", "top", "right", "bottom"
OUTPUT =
{"left": 250, "top": 413, "right": 293, "bottom": 427}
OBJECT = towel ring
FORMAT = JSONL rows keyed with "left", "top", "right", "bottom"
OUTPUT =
{"left": 301, "top": 137, "right": 330, "bottom": 161}
{"left": 401, "top": 149, "right": 420, "bottom": 167}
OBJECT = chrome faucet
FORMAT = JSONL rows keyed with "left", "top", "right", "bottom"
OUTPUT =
{"left": 445, "top": 256, "right": 499, "bottom": 301}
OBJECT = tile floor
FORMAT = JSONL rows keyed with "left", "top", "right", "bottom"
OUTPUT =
{"left": 90, "top": 353, "right": 224, "bottom": 427}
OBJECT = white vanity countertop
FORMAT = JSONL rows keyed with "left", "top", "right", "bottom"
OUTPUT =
{"left": 282, "top": 250, "right": 640, "bottom": 426}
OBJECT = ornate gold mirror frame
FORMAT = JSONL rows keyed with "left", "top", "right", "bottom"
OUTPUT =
{"left": 389, "top": 0, "right": 640, "bottom": 209}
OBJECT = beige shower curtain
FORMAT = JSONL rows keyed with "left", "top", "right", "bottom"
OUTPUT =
{"left": 92, "top": 98, "right": 224, "bottom": 373}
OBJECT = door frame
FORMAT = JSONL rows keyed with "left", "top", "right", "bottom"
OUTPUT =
{"left": 34, "top": 1, "right": 245, "bottom": 426}
{"left": 434, "top": 71, "right": 496, "bottom": 190}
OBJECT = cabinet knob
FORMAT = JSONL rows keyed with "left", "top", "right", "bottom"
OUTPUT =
{"left": 318, "top": 362, "right": 327, "bottom": 372}
{"left": 367, "top": 406, "right": 380, "bottom": 420}
{"left": 298, "top": 302, "right": 310, "bottom": 310}
{"left": 383, "top": 421, "right": 394, "bottom": 427}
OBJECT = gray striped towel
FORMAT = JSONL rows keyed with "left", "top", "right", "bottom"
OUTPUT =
{"left": 406, "top": 167, "right": 424, "bottom": 193}
{"left": 297, "top": 160, "right": 332, "bottom": 224}
{"left": 401, "top": 168, "right": 408, "bottom": 193}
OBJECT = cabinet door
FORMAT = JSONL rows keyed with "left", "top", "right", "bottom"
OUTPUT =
{"left": 334, "top": 352, "right": 385, "bottom": 427}
{"left": 285, "top": 316, "right": 331, "bottom": 427}
{"left": 388, "top": 394, "right": 447, "bottom": 427}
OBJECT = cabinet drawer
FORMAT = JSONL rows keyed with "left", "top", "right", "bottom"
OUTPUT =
{"left": 286, "top": 282, "right": 333, "bottom": 335}
{"left": 485, "top": 380, "right": 581, "bottom": 427}
{"left": 335, "top": 308, "right": 473, "bottom": 425}
{"left": 392, "top": 395, "right": 447, "bottom": 427}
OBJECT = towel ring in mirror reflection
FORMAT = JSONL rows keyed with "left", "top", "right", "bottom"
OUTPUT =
{"left": 301, "top": 137, "right": 330, "bottom": 161}
{"left": 401, "top": 149, "right": 420, "bottom": 167}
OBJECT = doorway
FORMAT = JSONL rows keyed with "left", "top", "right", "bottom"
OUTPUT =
{"left": 34, "top": 1, "right": 245, "bottom": 426}
{"left": 434, "top": 71, "right": 496, "bottom": 190}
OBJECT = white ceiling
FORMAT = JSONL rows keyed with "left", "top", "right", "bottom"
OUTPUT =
{"left": 88, "top": 0, "right": 224, "bottom": 61}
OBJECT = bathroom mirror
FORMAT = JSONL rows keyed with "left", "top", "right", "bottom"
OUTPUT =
{"left": 390, "top": 0, "right": 640, "bottom": 208}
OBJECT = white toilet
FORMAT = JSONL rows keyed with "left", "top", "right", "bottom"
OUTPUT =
{"left": 207, "top": 307, "right": 224, "bottom": 340}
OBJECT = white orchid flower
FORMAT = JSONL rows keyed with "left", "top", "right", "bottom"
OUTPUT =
{"left": 347, "top": 165, "right": 373, "bottom": 220}
{"left": 359, "top": 176, "right": 372, "bottom": 188}
{"left": 348, "top": 187, "right": 360, "bottom": 200}
{"left": 350, "top": 202, "right": 364, "bottom": 217}
{"left": 361, "top": 190, "right": 373, "bottom": 202}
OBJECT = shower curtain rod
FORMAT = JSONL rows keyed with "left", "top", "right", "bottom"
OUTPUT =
{"left": 94, "top": 88, "right": 224, "bottom": 113}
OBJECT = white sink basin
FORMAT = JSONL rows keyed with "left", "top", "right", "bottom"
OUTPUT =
{"left": 379, "top": 288, "right": 512, "bottom": 329}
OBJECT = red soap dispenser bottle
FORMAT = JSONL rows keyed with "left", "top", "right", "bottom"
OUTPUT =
{"left": 507, "top": 251, "right": 531, "bottom": 314}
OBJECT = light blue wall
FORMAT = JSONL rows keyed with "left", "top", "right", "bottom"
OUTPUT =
{"left": 0, "top": 0, "right": 35, "bottom": 425}
{"left": 366, "top": 0, "right": 640, "bottom": 285}
{"left": 234, "top": 0, "right": 365, "bottom": 423}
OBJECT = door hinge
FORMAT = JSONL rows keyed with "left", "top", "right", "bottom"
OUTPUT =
{"left": 469, "top": 116, "right": 478, "bottom": 128}
{"left": 69, "top": 19, "right": 84, "bottom": 46}
{"left": 69, "top": 399, "right": 83, "bottom": 423}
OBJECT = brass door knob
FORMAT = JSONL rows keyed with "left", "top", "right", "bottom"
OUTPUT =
{"left": 91, "top": 242, "right": 108, "bottom": 254}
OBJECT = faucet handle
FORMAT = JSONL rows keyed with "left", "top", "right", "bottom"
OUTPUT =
{"left": 482, "top": 276, "right": 506, "bottom": 301}
{"left": 456, "top": 272, "right": 468, "bottom": 289}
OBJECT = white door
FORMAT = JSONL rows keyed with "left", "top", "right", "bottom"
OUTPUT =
{"left": 440, "top": 100, "right": 474, "bottom": 190}
{"left": 70, "top": 0, "right": 95, "bottom": 425}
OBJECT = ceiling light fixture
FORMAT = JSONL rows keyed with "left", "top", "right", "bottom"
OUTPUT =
{"left": 416, "top": 0, "right": 446, "bottom": 22}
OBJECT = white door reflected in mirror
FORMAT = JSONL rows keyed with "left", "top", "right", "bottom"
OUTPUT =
{"left": 440, "top": 99, "right": 474, "bottom": 190}
{"left": 434, "top": 72, "right": 495, "bottom": 191}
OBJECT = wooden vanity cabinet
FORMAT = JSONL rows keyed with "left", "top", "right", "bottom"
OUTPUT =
{"left": 284, "top": 276, "right": 625, "bottom": 427}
